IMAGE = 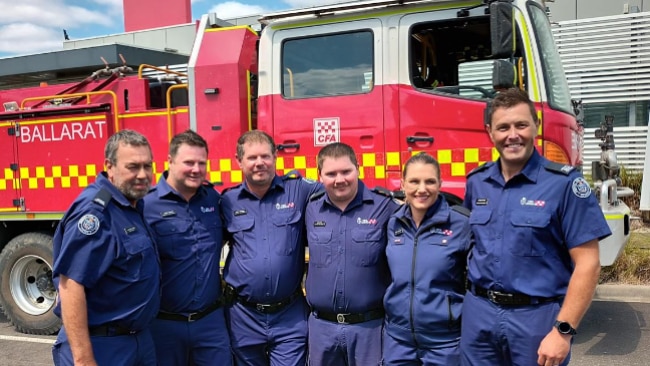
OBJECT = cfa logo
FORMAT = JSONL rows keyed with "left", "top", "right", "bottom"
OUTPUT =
{"left": 314, "top": 117, "right": 340, "bottom": 146}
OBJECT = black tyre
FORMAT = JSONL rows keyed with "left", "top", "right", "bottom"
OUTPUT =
{"left": 0, "top": 232, "right": 61, "bottom": 335}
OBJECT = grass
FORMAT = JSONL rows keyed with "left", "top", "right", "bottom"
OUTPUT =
{"left": 600, "top": 232, "right": 650, "bottom": 284}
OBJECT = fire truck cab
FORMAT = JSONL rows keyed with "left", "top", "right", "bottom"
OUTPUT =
{"left": 0, "top": 0, "right": 630, "bottom": 335}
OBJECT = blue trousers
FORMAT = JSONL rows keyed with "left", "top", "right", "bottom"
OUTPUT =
{"left": 308, "top": 313, "right": 383, "bottom": 366}
{"left": 383, "top": 332, "right": 459, "bottom": 366}
{"left": 150, "top": 307, "right": 232, "bottom": 365}
{"left": 52, "top": 327, "right": 156, "bottom": 366}
{"left": 225, "top": 296, "right": 308, "bottom": 366}
{"left": 460, "top": 291, "right": 569, "bottom": 366}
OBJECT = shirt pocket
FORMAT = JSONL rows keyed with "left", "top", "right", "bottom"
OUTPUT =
{"left": 120, "top": 234, "right": 157, "bottom": 282}
{"left": 350, "top": 229, "right": 384, "bottom": 267}
{"left": 308, "top": 230, "right": 333, "bottom": 268}
{"left": 271, "top": 210, "right": 302, "bottom": 256}
{"left": 226, "top": 216, "right": 256, "bottom": 259}
{"left": 152, "top": 219, "right": 192, "bottom": 258}
{"left": 468, "top": 209, "right": 492, "bottom": 254}
{"left": 509, "top": 211, "right": 551, "bottom": 257}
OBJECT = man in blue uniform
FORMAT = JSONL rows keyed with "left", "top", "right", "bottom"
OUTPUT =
{"left": 305, "top": 142, "right": 398, "bottom": 366}
{"left": 221, "top": 130, "right": 321, "bottom": 366}
{"left": 52, "top": 130, "right": 160, "bottom": 366}
{"left": 461, "top": 88, "right": 611, "bottom": 366}
{"left": 143, "top": 130, "right": 232, "bottom": 366}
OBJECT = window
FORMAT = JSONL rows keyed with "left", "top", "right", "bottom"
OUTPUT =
{"left": 282, "top": 31, "right": 374, "bottom": 98}
{"left": 528, "top": 3, "right": 573, "bottom": 114}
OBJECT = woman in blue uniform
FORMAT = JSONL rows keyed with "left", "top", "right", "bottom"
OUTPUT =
{"left": 383, "top": 152, "right": 472, "bottom": 365}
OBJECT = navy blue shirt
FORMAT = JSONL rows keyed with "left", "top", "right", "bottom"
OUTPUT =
{"left": 53, "top": 173, "right": 160, "bottom": 331}
{"left": 463, "top": 150, "right": 611, "bottom": 297}
{"left": 384, "top": 197, "right": 470, "bottom": 346}
{"left": 221, "top": 173, "right": 320, "bottom": 303}
{"left": 305, "top": 181, "right": 398, "bottom": 314}
{"left": 143, "top": 172, "right": 223, "bottom": 313}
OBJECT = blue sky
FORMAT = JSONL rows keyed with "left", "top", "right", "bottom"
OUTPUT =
{"left": 0, "top": 0, "right": 344, "bottom": 58}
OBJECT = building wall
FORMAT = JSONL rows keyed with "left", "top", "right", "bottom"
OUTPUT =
{"left": 547, "top": 0, "right": 650, "bottom": 21}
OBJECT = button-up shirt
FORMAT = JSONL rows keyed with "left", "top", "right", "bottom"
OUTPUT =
{"left": 306, "top": 181, "right": 398, "bottom": 313}
{"left": 53, "top": 173, "right": 160, "bottom": 331}
{"left": 463, "top": 150, "right": 611, "bottom": 297}
{"left": 143, "top": 172, "right": 223, "bottom": 313}
{"left": 222, "top": 173, "right": 320, "bottom": 303}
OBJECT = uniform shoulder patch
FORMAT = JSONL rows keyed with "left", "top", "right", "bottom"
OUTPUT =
{"left": 309, "top": 191, "right": 326, "bottom": 202}
{"left": 221, "top": 184, "right": 242, "bottom": 195}
{"left": 545, "top": 161, "right": 575, "bottom": 175}
{"left": 372, "top": 186, "right": 393, "bottom": 198}
{"left": 451, "top": 205, "right": 470, "bottom": 217}
{"left": 571, "top": 177, "right": 592, "bottom": 198}
{"left": 92, "top": 189, "right": 112, "bottom": 211}
{"left": 282, "top": 170, "right": 302, "bottom": 180}
{"left": 467, "top": 162, "right": 492, "bottom": 178}
{"left": 78, "top": 214, "right": 101, "bottom": 235}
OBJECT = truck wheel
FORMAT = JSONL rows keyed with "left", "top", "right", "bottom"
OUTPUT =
{"left": 0, "top": 232, "right": 61, "bottom": 335}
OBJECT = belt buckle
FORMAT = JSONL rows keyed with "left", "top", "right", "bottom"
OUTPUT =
{"left": 487, "top": 290, "right": 512, "bottom": 304}
{"left": 336, "top": 314, "right": 348, "bottom": 324}
{"left": 187, "top": 312, "right": 198, "bottom": 322}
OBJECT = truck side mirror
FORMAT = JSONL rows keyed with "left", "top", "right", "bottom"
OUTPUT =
{"left": 490, "top": 1, "right": 515, "bottom": 58}
{"left": 492, "top": 59, "right": 516, "bottom": 91}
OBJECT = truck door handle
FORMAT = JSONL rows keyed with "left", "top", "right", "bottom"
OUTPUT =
{"left": 277, "top": 143, "right": 300, "bottom": 151}
{"left": 406, "top": 136, "right": 434, "bottom": 143}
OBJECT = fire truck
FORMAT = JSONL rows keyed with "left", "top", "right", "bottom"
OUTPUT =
{"left": 0, "top": 0, "right": 630, "bottom": 335}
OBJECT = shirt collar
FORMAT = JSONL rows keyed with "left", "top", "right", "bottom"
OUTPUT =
{"left": 398, "top": 196, "right": 449, "bottom": 226}
{"left": 240, "top": 174, "right": 283, "bottom": 199}
{"left": 323, "top": 180, "right": 371, "bottom": 212}
{"left": 487, "top": 149, "right": 542, "bottom": 184}
{"left": 96, "top": 172, "right": 132, "bottom": 208}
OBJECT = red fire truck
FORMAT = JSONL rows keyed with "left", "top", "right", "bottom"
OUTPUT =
{"left": 0, "top": 0, "right": 630, "bottom": 335}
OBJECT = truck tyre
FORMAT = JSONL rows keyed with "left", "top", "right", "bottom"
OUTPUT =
{"left": 0, "top": 232, "right": 61, "bottom": 335}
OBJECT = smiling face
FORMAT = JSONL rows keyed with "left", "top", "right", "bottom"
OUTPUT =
{"left": 106, "top": 142, "right": 153, "bottom": 204}
{"left": 487, "top": 102, "right": 539, "bottom": 175}
{"left": 238, "top": 141, "right": 276, "bottom": 190}
{"left": 401, "top": 161, "right": 441, "bottom": 216}
{"left": 167, "top": 143, "right": 207, "bottom": 200}
{"left": 319, "top": 155, "right": 359, "bottom": 210}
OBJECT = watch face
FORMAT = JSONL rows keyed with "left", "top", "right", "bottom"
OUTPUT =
{"left": 558, "top": 322, "right": 571, "bottom": 333}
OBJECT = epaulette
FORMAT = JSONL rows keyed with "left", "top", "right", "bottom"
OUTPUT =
{"left": 372, "top": 186, "right": 393, "bottom": 198}
{"left": 92, "top": 188, "right": 112, "bottom": 211}
{"left": 544, "top": 161, "right": 574, "bottom": 175}
{"left": 202, "top": 180, "right": 214, "bottom": 188}
{"left": 283, "top": 170, "right": 302, "bottom": 180}
{"left": 221, "top": 184, "right": 242, "bottom": 195}
{"left": 467, "top": 162, "right": 492, "bottom": 178}
{"left": 309, "top": 191, "right": 326, "bottom": 202}
{"left": 451, "top": 205, "right": 470, "bottom": 217}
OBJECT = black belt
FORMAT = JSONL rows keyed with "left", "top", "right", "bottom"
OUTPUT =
{"left": 88, "top": 323, "right": 139, "bottom": 337}
{"left": 313, "top": 309, "right": 385, "bottom": 324}
{"left": 157, "top": 299, "right": 223, "bottom": 322}
{"left": 469, "top": 282, "right": 563, "bottom": 306}
{"left": 237, "top": 289, "right": 302, "bottom": 314}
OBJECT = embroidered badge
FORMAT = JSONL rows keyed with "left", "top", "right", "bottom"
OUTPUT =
{"left": 161, "top": 210, "right": 176, "bottom": 217}
{"left": 357, "top": 217, "right": 377, "bottom": 225}
{"left": 78, "top": 214, "right": 100, "bottom": 235}
{"left": 124, "top": 226, "right": 137, "bottom": 235}
{"left": 314, "top": 221, "right": 326, "bottom": 227}
{"left": 234, "top": 209, "right": 247, "bottom": 216}
{"left": 571, "top": 177, "right": 592, "bottom": 198}
{"left": 276, "top": 202, "right": 295, "bottom": 210}
{"left": 520, "top": 197, "right": 546, "bottom": 207}
{"left": 200, "top": 206, "right": 215, "bottom": 213}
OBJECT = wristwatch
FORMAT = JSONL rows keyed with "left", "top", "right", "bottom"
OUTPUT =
{"left": 554, "top": 320, "right": 577, "bottom": 335}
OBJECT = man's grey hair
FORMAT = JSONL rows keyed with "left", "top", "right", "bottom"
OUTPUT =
{"left": 105, "top": 130, "right": 151, "bottom": 164}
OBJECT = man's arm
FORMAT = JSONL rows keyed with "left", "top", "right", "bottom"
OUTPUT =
{"left": 58, "top": 275, "right": 97, "bottom": 366}
{"left": 537, "top": 239, "right": 600, "bottom": 366}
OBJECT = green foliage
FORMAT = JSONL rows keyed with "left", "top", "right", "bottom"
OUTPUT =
{"left": 600, "top": 232, "right": 650, "bottom": 284}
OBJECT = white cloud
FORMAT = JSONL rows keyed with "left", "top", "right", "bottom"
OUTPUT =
{"left": 0, "top": 23, "right": 62, "bottom": 55}
{"left": 208, "top": 1, "right": 268, "bottom": 19}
